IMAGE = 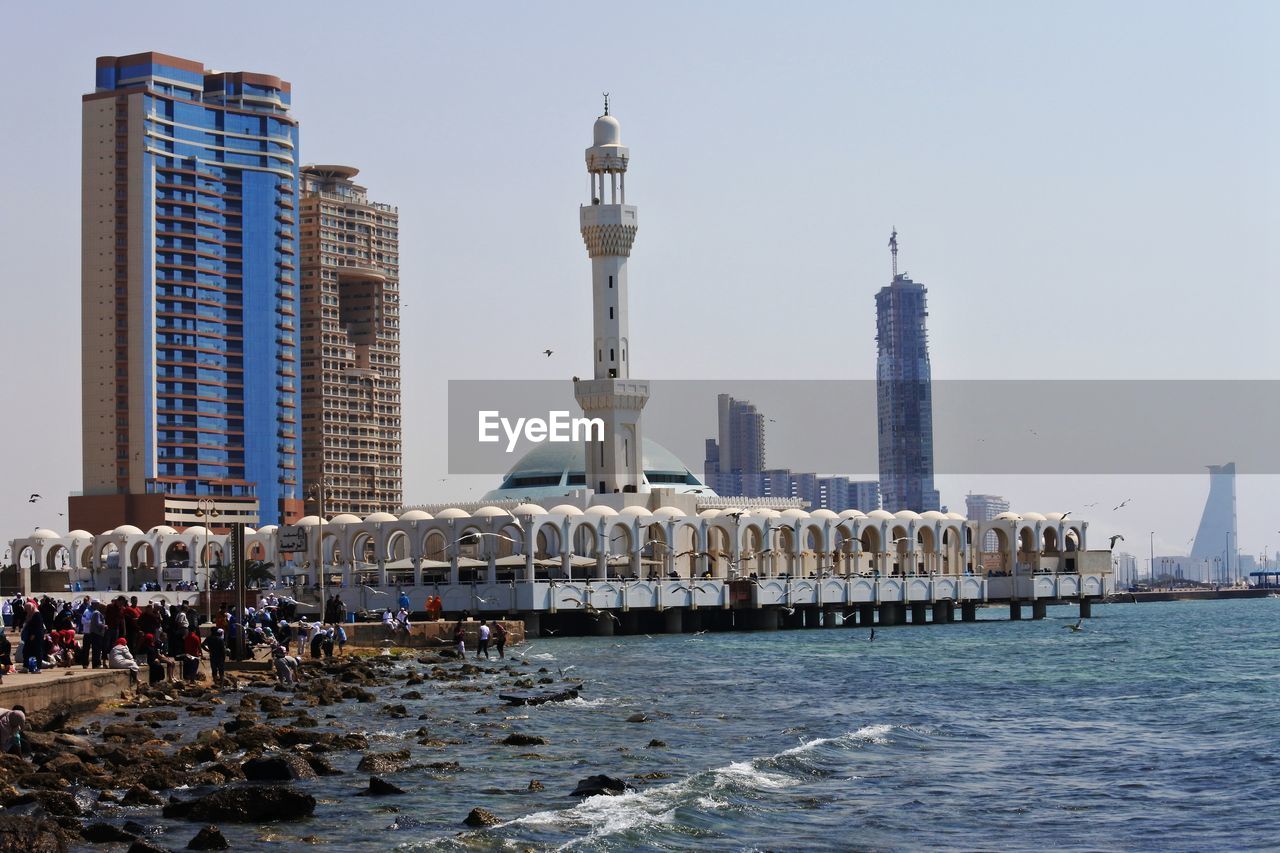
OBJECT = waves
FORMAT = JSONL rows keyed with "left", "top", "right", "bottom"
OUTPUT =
{"left": 481, "top": 723, "right": 898, "bottom": 849}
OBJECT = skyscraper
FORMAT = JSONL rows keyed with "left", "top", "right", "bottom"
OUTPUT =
{"left": 574, "top": 102, "right": 649, "bottom": 494}
{"left": 965, "top": 493, "right": 1010, "bottom": 551}
{"left": 704, "top": 394, "right": 766, "bottom": 495}
{"left": 1190, "top": 462, "right": 1238, "bottom": 582}
{"left": 297, "top": 166, "right": 402, "bottom": 515}
{"left": 74, "top": 52, "right": 301, "bottom": 531}
{"left": 875, "top": 231, "right": 940, "bottom": 512}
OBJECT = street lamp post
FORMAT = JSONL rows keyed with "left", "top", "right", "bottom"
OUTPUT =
{"left": 306, "top": 479, "right": 331, "bottom": 625}
{"left": 195, "top": 498, "right": 220, "bottom": 624}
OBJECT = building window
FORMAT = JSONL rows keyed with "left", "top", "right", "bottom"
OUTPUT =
{"left": 608, "top": 275, "right": 613, "bottom": 289}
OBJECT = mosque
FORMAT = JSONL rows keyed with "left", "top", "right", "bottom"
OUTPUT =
{"left": 6, "top": 106, "right": 1113, "bottom": 629}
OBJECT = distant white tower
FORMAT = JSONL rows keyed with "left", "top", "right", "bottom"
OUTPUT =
{"left": 575, "top": 98, "right": 649, "bottom": 494}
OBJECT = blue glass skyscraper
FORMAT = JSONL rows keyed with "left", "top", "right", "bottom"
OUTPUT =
{"left": 875, "top": 233, "right": 940, "bottom": 513}
{"left": 74, "top": 52, "right": 300, "bottom": 531}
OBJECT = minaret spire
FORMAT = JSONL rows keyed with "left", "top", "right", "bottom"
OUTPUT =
{"left": 575, "top": 105, "right": 649, "bottom": 496}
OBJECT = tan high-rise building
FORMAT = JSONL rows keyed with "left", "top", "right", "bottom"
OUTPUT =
{"left": 297, "top": 165, "right": 402, "bottom": 515}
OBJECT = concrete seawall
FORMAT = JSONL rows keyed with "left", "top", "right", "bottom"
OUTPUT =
{"left": 343, "top": 619, "right": 525, "bottom": 649}
{"left": 0, "top": 669, "right": 132, "bottom": 715}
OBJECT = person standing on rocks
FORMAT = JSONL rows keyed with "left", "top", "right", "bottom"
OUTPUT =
{"left": 492, "top": 621, "right": 507, "bottom": 659}
{"left": 203, "top": 627, "right": 227, "bottom": 682}
{"left": 0, "top": 706, "right": 26, "bottom": 755}
{"left": 477, "top": 620, "right": 491, "bottom": 660}
{"left": 182, "top": 626, "right": 203, "bottom": 681}
{"left": 454, "top": 619, "right": 467, "bottom": 657}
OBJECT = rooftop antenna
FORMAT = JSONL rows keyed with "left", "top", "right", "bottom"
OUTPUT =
{"left": 602, "top": 91, "right": 610, "bottom": 116}
{"left": 889, "top": 227, "right": 899, "bottom": 279}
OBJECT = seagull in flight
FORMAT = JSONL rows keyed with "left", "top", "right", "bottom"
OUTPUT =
{"left": 781, "top": 606, "right": 795, "bottom": 616}
{"left": 542, "top": 628, "right": 559, "bottom": 636}
{"left": 1108, "top": 534, "right": 1125, "bottom": 548}
{"left": 543, "top": 349, "right": 554, "bottom": 357}
{"left": 512, "top": 643, "right": 536, "bottom": 658}
{"left": 28, "top": 494, "right": 40, "bottom": 503}
{"left": 1065, "top": 619, "right": 1083, "bottom": 633}
{"left": 1113, "top": 499, "right": 1131, "bottom": 511}
{"left": 360, "top": 585, "right": 388, "bottom": 596}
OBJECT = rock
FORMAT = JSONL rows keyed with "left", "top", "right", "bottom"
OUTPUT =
{"left": 382, "top": 704, "right": 408, "bottom": 718}
{"left": 462, "top": 807, "right": 500, "bottom": 827}
{"left": 137, "top": 710, "right": 179, "bottom": 723}
{"left": 400, "top": 691, "right": 423, "bottom": 700}
{"left": 500, "top": 733, "right": 547, "bottom": 747}
{"left": 241, "top": 755, "right": 317, "bottom": 782}
{"left": 303, "top": 755, "right": 342, "bottom": 777}
{"left": 526, "top": 780, "right": 544, "bottom": 792}
{"left": 121, "top": 784, "right": 165, "bottom": 807}
{"left": 0, "top": 815, "right": 69, "bottom": 853}
{"left": 647, "top": 739, "right": 667, "bottom": 748}
{"left": 356, "top": 750, "right": 411, "bottom": 774}
{"left": 31, "top": 790, "right": 83, "bottom": 817}
{"left": 498, "top": 687, "right": 579, "bottom": 706}
{"left": 258, "top": 696, "right": 285, "bottom": 713}
{"left": 102, "top": 723, "right": 154, "bottom": 741}
{"left": 127, "top": 840, "right": 170, "bottom": 853}
{"left": 81, "top": 823, "right": 137, "bottom": 843}
{"left": 632, "top": 771, "right": 671, "bottom": 780}
{"left": 570, "top": 774, "right": 633, "bottom": 797}
{"left": 163, "top": 785, "right": 316, "bottom": 823}
{"left": 186, "top": 826, "right": 229, "bottom": 850}
{"left": 39, "top": 754, "right": 86, "bottom": 781}
{"left": 139, "top": 767, "right": 187, "bottom": 791}
{"left": 363, "top": 777, "right": 406, "bottom": 796}
{"left": 625, "top": 713, "right": 648, "bottom": 723}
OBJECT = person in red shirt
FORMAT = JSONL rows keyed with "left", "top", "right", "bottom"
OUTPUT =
{"left": 182, "top": 629, "right": 202, "bottom": 681}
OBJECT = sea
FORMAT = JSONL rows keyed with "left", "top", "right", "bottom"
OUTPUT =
{"left": 81, "top": 598, "right": 1280, "bottom": 851}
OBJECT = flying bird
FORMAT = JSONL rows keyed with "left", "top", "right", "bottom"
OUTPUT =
{"left": 360, "top": 585, "right": 388, "bottom": 596}
{"left": 1113, "top": 499, "right": 1131, "bottom": 511}
{"left": 28, "top": 494, "right": 40, "bottom": 502}
{"left": 1108, "top": 534, "right": 1125, "bottom": 548}
{"left": 1061, "top": 512, "right": 1071, "bottom": 520}
{"left": 1065, "top": 619, "right": 1083, "bottom": 633}
{"left": 543, "top": 349, "right": 554, "bottom": 357}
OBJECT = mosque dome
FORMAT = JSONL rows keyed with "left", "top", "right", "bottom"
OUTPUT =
{"left": 482, "top": 437, "right": 712, "bottom": 501}
{"left": 593, "top": 114, "right": 621, "bottom": 146}
{"left": 31, "top": 528, "right": 60, "bottom": 540}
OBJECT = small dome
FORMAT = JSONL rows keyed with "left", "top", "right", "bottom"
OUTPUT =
{"left": 780, "top": 508, "right": 811, "bottom": 520}
{"left": 67, "top": 529, "right": 92, "bottom": 540}
{"left": 920, "top": 511, "right": 947, "bottom": 521}
{"left": 752, "top": 508, "right": 781, "bottom": 519}
{"left": 618, "top": 506, "right": 653, "bottom": 518}
{"left": 651, "top": 506, "right": 687, "bottom": 520}
{"left": 148, "top": 525, "right": 178, "bottom": 537}
{"left": 31, "top": 528, "right": 60, "bottom": 540}
{"left": 1044, "top": 512, "right": 1070, "bottom": 521}
{"left": 867, "top": 509, "right": 895, "bottom": 521}
{"left": 585, "top": 505, "right": 618, "bottom": 517}
{"left": 365, "top": 512, "right": 398, "bottom": 523}
{"left": 547, "top": 504, "right": 584, "bottom": 517}
{"left": 946, "top": 512, "right": 967, "bottom": 521}
{"left": 183, "top": 526, "right": 208, "bottom": 538}
{"left": 113, "top": 524, "right": 144, "bottom": 536}
{"left": 995, "top": 512, "right": 1021, "bottom": 521}
{"left": 434, "top": 508, "right": 471, "bottom": 520}
{"left": 593, "top": 114, "right": 621, "bottom": 146}
{"left": 329, "top": 513, "right": 362, "bottom": 525}
{"left": 838, "top": 510, "right": 867, "bottom": 520}
{"left": 810, "top": 509, "right": 839, "bottom": 521}
{"left": 511, "top": 503, "right": 546, "bottom": 517}
{"left": 894, "top": 510, "right": 922, "bottom": 521}
{"left": 698, "top": 509, "right": 722, "bottom": 518}
{"left": 256, "top": 524, "right": 279, "bottom": 534}
{"left": 1020, "top": 512, "right": 1047, "bottom": 522}
{"left": 399, "top": 510, "right": 433, "bottom": 521}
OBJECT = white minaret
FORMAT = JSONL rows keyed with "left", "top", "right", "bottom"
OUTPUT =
{"left": 575, "top": 99, "right": 649, "bottom": 495}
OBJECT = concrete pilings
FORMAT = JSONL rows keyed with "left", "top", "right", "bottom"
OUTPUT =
{"left": 523, "top": 613, "right": 541, "bottom": 637}
{"left": 664, "top": 609, "right": 683, "bottom": 634}
{"left": 594, "top": 613, "right": 615, "bottom": 636}
{"left": 879, "top": 602, "right": 904, "bottom": 626}
{"left": 1031, "top": 600, "right": 1047, "bottom": 620}
{"left": 860, "top": 603, "right": 875, "bottom": 627}
{"left": 961, "top": 601, "right": 977, "bottom": 622}
{"left": 822, "top": 609, "right": 838, "bottom": 628}
{"left": 755, "top": 608, "right": 780, "bottom": 631}
{"left": 933, "top": 600, "right": 954, "bottom": 624}
{"left": 910, "top": 602, "right": 929, "bottom": 625}
{"left": 1010, "top": 602, "right": 1022, "bottom": 620}
{"left": 1080, "top": 597, "right": 1093, "bottom": 618}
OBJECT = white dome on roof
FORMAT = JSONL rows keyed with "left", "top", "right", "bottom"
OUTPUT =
{"left": 511, "top": 503, "right": 546, "bottom": 517}
{"left": 31, "top": 528, "right": 60, "bottom": 539}
{"left": 752, "top": 508, "right": 781, "bottom": 519}
{"left": 113, "top": 524, "right": 144, "bottom": 536}
{"left": 1020, "top": 512, "right": 1047, "bottom": 522}
{"left": 946, "top": 512, "right": 967, "bottom": 521}
{"left": 867, "top": 509, "right": 895, "bottom": 521}
{"left": 365, "top": 512, "right": 398, "bottom": 523}
{"left": 148, "top": 525, "right": 178, "bottom": 536}
{"left": 399, "top": 510, "right": 433, "bottom": 521}
{"left": 810, "top": 509, "right": 839, "bottom": 521}
{"left": 483, "top": 437, "right": 712, "bottom": 501}
{"left": 547, "top": 504, "right": 584, "bottom": 517}
{"left": 780, "top": 508, "right": 810, "bottom": 520}
{"left": 471, "top": 506, "right": 512, "bottom": 519}
{"left": 698, "top": 509, "right": 721, "bottom": 518}
{"left": 67, "top": 529, "right": 92, "bottom": 540}
{"left": 584, "top": 505, "right": 618, "bottom": 517}
{"left": 593, "top": 114, "right": 621, "bottom": 146}
{"left": 434, "top": 508, "right": 471, "bottom": 520}
{"left": 256, "top": 524, "right": 279, "bottom": 534}
{"left": 183, "top": 526, "right": 208, "bottom": 538}
{"left": 894, "top": 510, "right": 922, "bottom": 521}
{"left": 328, "top": 513, "right": 362, "bottom": 525}
{"left": 651, "top": 506, "right": 687, "bottom": 520}
{"left": 295, "top": 515, "right": 323, "bottom": 526}
{"left": 838, "top": 510, "right": 867, "bottom": 521}
{"left": 995, "top": 512, "right": 1021, "bottom": 521}
{"left": 618, "top": 506, "right": 653, "bottom": 518}
{"left": 920, "top": 511, "right": 946, "bottom": 521}
{"left": 1044, "top": 512, "right": 1070, "bottom": 521}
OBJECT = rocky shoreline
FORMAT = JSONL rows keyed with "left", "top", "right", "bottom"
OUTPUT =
{"left": 0, "top": 649, "right": 589, "bottom": 852}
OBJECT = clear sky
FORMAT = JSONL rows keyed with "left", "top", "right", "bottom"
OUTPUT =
{"left": 2, "top": 1, "right": 1278, "bottom": 567}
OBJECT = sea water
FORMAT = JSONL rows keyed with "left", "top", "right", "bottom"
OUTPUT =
{"left": 87, "top": 599, "right": 1280, "bottom": 851}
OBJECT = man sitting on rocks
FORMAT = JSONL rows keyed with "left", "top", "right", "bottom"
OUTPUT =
{"left": 108, "top": 637, "right": 140, "bottom": 685}
{"left": 0, "top": 706, "right": 26, "bottom": 755}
